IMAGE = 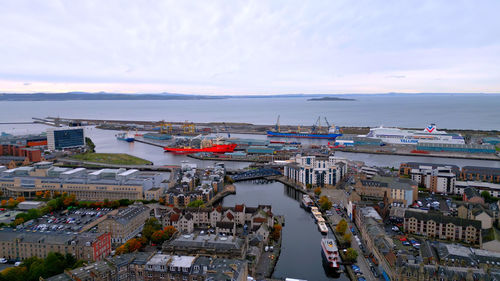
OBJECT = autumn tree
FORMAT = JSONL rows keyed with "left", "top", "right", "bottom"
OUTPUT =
{"left": 336, "top": 219, "right": 348, "bottom": 235}
{"left": 343, "top": 232, "right": 352, "bottom": 242}
{"left": 270, "top": 224, "right": 282, "bottom": 241}
{"left": 16, "top": 196, "right": 25, "bottom": 202}
{"left": 1, "top": 200, "right": 7, "bottom": 206}
{"left": 319, "top": 196, "right": 332, "bottom": 211}
{"left": 314, "top": 187, "right": 322, "bottom": 196}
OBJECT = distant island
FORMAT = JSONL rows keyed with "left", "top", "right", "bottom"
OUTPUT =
{"left": 0, "top": 92, "right": 496, "bottom": 101}
{"left": 307, "top": 96, "right": 356, "bottom": 101}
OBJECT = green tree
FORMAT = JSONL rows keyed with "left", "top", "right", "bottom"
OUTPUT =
{"left": 187, "top": 200, "right": 205, "bottom": 208}
{"left": 481, "top": 191, "right": 498, "bottom": 203}
{"left": 345, "top": 248, "right": 358, "bottom": 263}
{"left": 85, "top": 137, "right": 96, "bottom": 152}
{"left": 336, "top": 219, "right": 348, "bottom": 235}
{"left": 142, "top": 218, "right": 162, "bottom": 241}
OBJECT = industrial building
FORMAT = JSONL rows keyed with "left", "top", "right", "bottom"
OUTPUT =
{"left": 416, "top": 143, "right": 496, "bottom": 154}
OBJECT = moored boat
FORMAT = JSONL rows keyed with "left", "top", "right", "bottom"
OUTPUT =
{"left": 321, "top": 238, "right": 340, "bottom": 270}
{"left": 301, "top": 195, "right": 314, "bottom": 210}
{"left": 318, "top": 221, "right": 328, "bottom": 235}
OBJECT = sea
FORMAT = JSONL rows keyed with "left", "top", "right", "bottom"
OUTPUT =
{"left": 1, "top": 94, "right": 500, "bottom": 130}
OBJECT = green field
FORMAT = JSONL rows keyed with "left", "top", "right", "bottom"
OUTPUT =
{"left": 71, "top": 153, "right": 152, "bottom": 165}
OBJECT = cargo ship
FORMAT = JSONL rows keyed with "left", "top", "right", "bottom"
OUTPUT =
{"left": 163, "top": 143, "right": 237, "bottom": 154}
{"left": 116, "top": 132, "right": 135, "bottom": 142}
{"left": 360, "top": 124, "right": 465, "bottom": 145}
{"left": 267, "top": 116, "right": 342, "bottom": 140}
{"left": 321, "top": 238, "right": 340, "bottom": 270}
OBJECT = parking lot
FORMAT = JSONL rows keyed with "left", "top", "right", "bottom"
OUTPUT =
{"left": 19, "top": 208, "right": 112, "bottom": 234}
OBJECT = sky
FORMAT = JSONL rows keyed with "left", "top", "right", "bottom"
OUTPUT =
{"left": 1, "top": 0, "right": 500, "bottom": 95}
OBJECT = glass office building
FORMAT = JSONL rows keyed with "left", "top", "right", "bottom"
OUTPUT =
{"left": 47, "top": 128, "right": 85, "bottom": 150}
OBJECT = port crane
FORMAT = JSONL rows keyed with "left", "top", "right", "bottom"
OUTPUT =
{"left": 311, "top": 117, "right": 322, "bottom": 133}
{"left": 223, "top": 122, "right": 231, "bottom": 138}
{"left": 182, "top": 121, "right": 195, "bottom": 134}
{"left": 275, "top": 115, "right": 281, "bottom": 132}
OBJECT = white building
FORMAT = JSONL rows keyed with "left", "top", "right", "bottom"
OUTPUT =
{"left": 284, "top": 155, "right": 347, "bottom": 189}
{"left": 409, "top": 165, "right": 456, "bottom": 194}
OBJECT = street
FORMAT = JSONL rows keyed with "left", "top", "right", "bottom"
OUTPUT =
{"left": 322, "top": 189, "right": 380, "bottom": 281}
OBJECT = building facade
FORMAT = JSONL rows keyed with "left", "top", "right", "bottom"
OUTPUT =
{"left": 404, "top": 210, "right": 481, "bottom": 245}
{"left": 284, "top": 155, "right": 347, "bottom": 189}
{"left": 98, "top": 203, "right": 151, "bottom": 244}
{"left": 0, "top": 230, "right": 111, "bottom": 261}
{"left": 47, "top": 127, "right": 85, "bottom": 151}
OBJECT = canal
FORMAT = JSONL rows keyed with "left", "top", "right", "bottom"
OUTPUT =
{"left": 223, "top": 181, "right": 349, "bottom": 281}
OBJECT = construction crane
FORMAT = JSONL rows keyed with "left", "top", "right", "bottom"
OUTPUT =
{"left": 223, "top": 122, "right": 231, "bottom": 138}
{"left": 275, "top": 115, "right": 281, "bottom": 132}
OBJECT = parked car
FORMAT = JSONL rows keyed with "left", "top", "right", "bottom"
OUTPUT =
{"left": 0, "top": 258, "right": 7, "bottom": 264}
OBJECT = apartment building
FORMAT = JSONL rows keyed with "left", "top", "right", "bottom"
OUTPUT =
{"left": 455, "top": 180, "right": 500, "bottom": 197}
{"left": 404, "top": 210, "right": 481, "bottom": 245}
{"left": 0, "top": 162, "right": 168, "bottom": 201}
{"left": 399, "top": 162, "right": 458, "bottom": 194}
{"left": 284, "top": 155, "right": 347, "bottom": 189}
{"left": 0, "top": 230, "right": 111, "bottom": 261}
{"left": 354, "top": 176, "right": 418, "bottom": 207}
{"left": 461, "top": 166, "right": 500, "bottom": 183}
{"left": 98, "top": 203, "right": 151, "bottom": 244}
{"left": 144, "top": 254, "right": 247, "bottom": 281}
{"left": 165, "top": 162, "right": 225, "bottom": 207}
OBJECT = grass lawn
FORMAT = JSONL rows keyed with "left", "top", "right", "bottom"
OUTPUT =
{"left": 71, "top": 153, "right": 152, "bottom": 165}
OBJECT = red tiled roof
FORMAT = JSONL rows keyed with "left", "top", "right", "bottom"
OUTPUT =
{"left": 253, "top": 217, "right": 266, "bottom": 223}
{"left": 226, "top": 212, "right": 234, "bottom": 220}
{"left": 235, "top": 204, "right": 244, "bottom": 212}
{"left": 170, "top": 213, "right": 180, "bottom": 222}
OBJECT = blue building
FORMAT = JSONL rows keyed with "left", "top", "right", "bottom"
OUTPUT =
{"left": 47, "top": 127, "right": 85, "bottom": 150}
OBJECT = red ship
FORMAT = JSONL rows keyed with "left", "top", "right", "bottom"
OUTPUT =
{"left": 163, "top": 143, "right": 237, "bottom": 154}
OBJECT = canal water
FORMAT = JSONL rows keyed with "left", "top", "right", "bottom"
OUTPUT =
{"left": 223, "top": 181, "right": 348, "bottom": 281}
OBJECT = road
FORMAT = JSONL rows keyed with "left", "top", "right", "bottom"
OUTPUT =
{"left": 322, "top": 189, "right": 380, "bottom": 281}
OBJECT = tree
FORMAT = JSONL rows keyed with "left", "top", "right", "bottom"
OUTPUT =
{"left": 336, "top": 219, "right": 348, "bottom": 235}
{"left": 142, "top": 218, "right": 162, "bottom": 241}
{"left": 343, "top": 232, "right": 352, "bottom": 242}
{"left": 314, "top": 187, "right": 322, "bottom": 196}
{"left": 345, "top": 248, "right": 358, "bottom": 263}
{"left": 13, "top": 217, "right": 24, "bottom": 226}
{"left": 85, "top": 137, "right": 96, "bottom": 153}
{"left": 0, "top": 200, "right": 6, "bottom": 206}
{"left": 270, "top": 224, "right": 282, "bottom": 241}
{"left": 163, "top": 226, "right": 177, "bottom": 239}
{"left": 319, "top": 196, "right": 332, "bottom": 211}
{"left": 16, "top": 196, "right": 25, "bottom": 202}
{"left": 306, "top": 183, "right": 312, "bottom": 189}
{"left": 481, "top": 191, "right": 498, "bottom": 203}
{"left": 187, "top": 200, "right": 205, "bottom": 208}
{"left": 35, "top": 191, "right": 43, "bottom": 198}
{"left": 8, "top": 198, "right": 19, "bottom": 208}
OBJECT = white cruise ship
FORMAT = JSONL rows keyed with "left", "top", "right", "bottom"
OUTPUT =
{"left": 361, "top": 124, "right": 465, "bottom": 145}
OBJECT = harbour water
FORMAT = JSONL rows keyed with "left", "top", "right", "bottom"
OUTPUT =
{"left": 1, "top": 95, "right": 500, "bottom": 130}
{"left": 223, "top": 181, "right": 348, "bottom": 281}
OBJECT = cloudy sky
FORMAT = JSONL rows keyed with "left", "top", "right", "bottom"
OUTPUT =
{"left": 1, "top": 0, "right": 499, "bottom": 94}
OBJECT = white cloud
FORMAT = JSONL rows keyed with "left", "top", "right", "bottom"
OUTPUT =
{"left": 0, "top": 0, "right": 499, "bottom": 94}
